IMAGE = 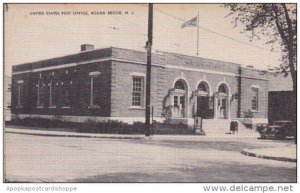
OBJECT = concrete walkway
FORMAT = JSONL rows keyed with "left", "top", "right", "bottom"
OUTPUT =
{"left": 242, "top": 144, "right": 296, "bottom": 162}
{"left": 5, "top": 127, "right": 145, "bottom": 140}
{"left": 5, "top": 126, "right": 258, "bottom": 141}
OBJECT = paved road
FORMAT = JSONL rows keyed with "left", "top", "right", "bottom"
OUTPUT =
{"left": 4, "top": 133, "right": 296, "bottom": 182}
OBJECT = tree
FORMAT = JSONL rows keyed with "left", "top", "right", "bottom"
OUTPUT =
{"left": 225, "top": 4, "right": 296, "bottom": 93}
{"left": 225, "top": 3, "right": 297, "bottom": 144}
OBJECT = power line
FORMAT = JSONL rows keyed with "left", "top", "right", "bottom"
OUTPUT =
{"left": 138, "top": 4, "right": 279, "bottom": 54}
{"left": 107, "top": 25, "right": 183, "bottom": 48}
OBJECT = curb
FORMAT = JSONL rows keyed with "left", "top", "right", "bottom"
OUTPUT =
{"left": 241, "top": 149, "right": 296, "bottom": 163}
{"left": 5, "top": 130, "right": 145, "bottom": 140}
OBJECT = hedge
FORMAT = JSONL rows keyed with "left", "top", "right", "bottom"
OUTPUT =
{"left": 6, "top": 117, "right": 195, "bottom": 135}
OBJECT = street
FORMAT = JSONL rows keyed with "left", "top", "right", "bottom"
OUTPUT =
{"left": 4, "top": 133, "right": 296, "bottom": 182}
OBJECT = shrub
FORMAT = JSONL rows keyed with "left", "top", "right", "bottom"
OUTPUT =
{"left": 152, "top": 122, "right": 193, "bottom": 135}
{"left": 243, "top": 110, "right": 254, "bottom": 118}
{"left": 7, "top": 117, "right": 194, "bottom": 135}
{"left": 75, "top": 120, "right": 146, "bottom": 134}
{"left": 161, "top": 105, "right": 173, "bottom": 124}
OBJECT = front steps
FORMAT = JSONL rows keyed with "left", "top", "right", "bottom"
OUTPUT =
{"left": 202, "top": 119, "right": 260, "bottom": 138}
{"left": 167, "top": 118, "right": 260, "bottom": 137}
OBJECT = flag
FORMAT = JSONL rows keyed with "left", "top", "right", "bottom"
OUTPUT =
{"left": 181, "top": 16, "right": 198, "bottom": 29}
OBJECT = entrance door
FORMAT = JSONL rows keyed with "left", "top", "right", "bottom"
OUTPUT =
{"left": 218, "top": 98, "right": 227, "bottom": 119}
{"left": 216, "top": 84, "right": 229, "bottom": 119}
{"left": 173, "top": 95, "right": 185, "bottom": 118}
{"left": 197, "top": 96, "right": 209, "bottom": 118}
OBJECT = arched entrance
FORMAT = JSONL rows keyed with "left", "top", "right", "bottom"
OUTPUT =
{"left": 216, "top": 84, "right": 229, "bottom": 119}
{"left": 196, "top": 81, "right": 211, "bottom": 118}
{"left": 172, "top": 79, "right": 188, "bottom": 118}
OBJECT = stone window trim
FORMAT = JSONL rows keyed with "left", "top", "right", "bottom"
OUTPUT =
{"left": 88, "top": 71, "right": 101, "bottom": 109}
{"left": 89, "top": 71, "right": 101, "bottom": 76}
{"left": 129, "top": 72, "right": 146, "bottom": 77}
{"left": 88, "top": 105, "right": 100, "bottom": 109}
{"left": 251, "top": 85, "right": 260, "bottom": 89}
{"left": 129, "top": 106, "right": 146, "bottom": 110}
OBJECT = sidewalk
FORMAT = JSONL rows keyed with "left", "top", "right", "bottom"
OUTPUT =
{"left": 5, "top": 125, "right": 259, "bottom": 142}
{"left": 5, "top": 127, "right": 145, "bottom": 140}
{"left": 241, "top": 144, "right": 296, "bottom": 162}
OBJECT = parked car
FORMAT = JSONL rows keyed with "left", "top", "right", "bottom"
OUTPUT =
{"left": 259, "top": 120, "right": 295, "bottom": 139}
{"left": 256, "top": 123, "right": 268, "bottom": 133}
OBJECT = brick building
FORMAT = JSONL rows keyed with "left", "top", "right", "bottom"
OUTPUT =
{"left": 11, "top": 45, "right": 269, "bottom": 126}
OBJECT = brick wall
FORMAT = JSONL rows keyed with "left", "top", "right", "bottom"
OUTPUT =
{"left": 111, "top": 61, "right": 147, "bottom": 117}
{"left": 12, "top": 61, "right": 112, "bottom": 117}
{"left": 240, "top": 77, "right": 268, "bottom": 118}
{"left": 110, "top": 49, "right": 269, "bottom": 120}
{"left": 240, "top": 67, "right": 269, "bottom": 118}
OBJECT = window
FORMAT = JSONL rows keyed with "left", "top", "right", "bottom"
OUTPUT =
{"left": 64, "top": 82, "right": 71, "bottom": 107}
{"left": 251, "top": 87, "right": 259, "bottom": 111}
{"left": 218, "top": 85, "right": 226, "bottom": 93}
{"left": 198, "top": 83, "right": 207, "bottom": 92}
{"left": 174, "top": 96, "right": 179, "bottom": 108}
{"left": 197, "top": 82, "right": 209, "bottom": 96}
{"left": 17, "top": 80, "right": 24, "bottom": 107}
{"left": 180, "top": 96, "right": 185, "bottom": 109}
{"left": 48, "top": 79, "right": 55, "bottom": 107}
{"left": 36, "top": 80, "right": 43, "bottom": 107}
{"left": 132, "top": 77, "right": 144, "bottom": 107}
{"left": 174, "top": 80, "right": 185, "bottom": 90}
{"left": 89, "top": 71, "right": 101, "bottom": 107}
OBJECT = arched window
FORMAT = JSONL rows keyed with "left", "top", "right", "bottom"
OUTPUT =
{"left": 218, "top": 85, "right": 227, "bottom": 93}
{"left": 172, "top": 79, "right": 188, "bottom": 118}
{"left": 174, "top": 80, "right": 185, "bottom": 90}
{"left": 197, "top": 83, "right": 207, "bottom": 92}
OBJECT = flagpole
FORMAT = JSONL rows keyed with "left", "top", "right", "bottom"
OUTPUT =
{"left": 197, "top": 12, "right": 199, "bottom": 56}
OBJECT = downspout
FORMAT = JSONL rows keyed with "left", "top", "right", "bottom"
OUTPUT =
{"left": 237, "top": 66, "right": 242, "bottom": 118}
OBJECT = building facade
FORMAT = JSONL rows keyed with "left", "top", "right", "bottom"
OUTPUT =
{"left": 268, "top": 74, "right": 296, "bottom": 124}
{"left": 11, "top": 45, "right": 269, "bottom": 125}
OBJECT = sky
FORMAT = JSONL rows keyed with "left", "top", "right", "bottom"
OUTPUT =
{"left": 4, "top": 4, "right": 283, "bottom": 76}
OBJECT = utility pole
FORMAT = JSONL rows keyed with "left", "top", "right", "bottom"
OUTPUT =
{"left": 145, "top": 3, "right": 153, "bottom": 137}
{"left": 196, "top": 12, "right": 199, "bottom": 56}
{"left": 237, "top": 66, "right": 242, "bottom": 118}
